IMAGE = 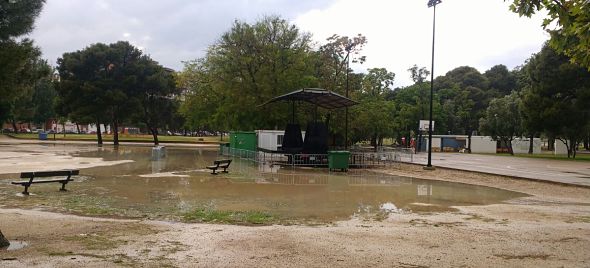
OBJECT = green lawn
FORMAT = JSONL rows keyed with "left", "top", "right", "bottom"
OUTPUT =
{"left": 4, "top": 133, "right": 228, "bottom": 144}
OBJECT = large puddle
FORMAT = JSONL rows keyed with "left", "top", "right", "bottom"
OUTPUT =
{"left": 0, "top": 144, "right": 527, "bottom": 223}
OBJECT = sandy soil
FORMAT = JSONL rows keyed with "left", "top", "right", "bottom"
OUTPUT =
{"left": 0, "top": 164, "right": 588, "bottom": 267}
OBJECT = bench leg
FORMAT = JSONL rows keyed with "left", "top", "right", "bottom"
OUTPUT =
{"left": 222, "top": 167, "right": 228, "bottom": 173}
{"left": 60, "top": 182, "right": 68, "bottom": 191}
{"left": 211, "top": 169, "right": 218, "bottom": 175}
{"left": 22, "top": 184, "right": 30, "bottom": 195}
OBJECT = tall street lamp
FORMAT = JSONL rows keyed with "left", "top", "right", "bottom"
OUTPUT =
{"left": 425, "top": 0, "right": 441, "bottom": 170}
{"left": 344, "top": 43, "right": 353, "bottom": 150}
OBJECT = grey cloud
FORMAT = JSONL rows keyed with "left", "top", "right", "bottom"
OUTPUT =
{"left": 29, "top": 0, "right": 334, "bottom": 70}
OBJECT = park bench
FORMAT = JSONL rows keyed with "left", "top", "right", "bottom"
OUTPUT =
{"left": 11, "top": 170, "right": 79, "bottom": 195}
{"left": 206, "top": 159, "right": 232, "bottom": 175}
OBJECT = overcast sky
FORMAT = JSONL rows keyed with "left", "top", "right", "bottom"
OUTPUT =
{"left": 29, "top": 0, "right": 548, "bottom": 87}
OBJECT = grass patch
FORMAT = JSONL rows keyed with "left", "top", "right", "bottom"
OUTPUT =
{"left": 4, "top": 133, "right": 227, "bottom": 143}
{"left": 65, "top": 234, "right": 128, "bottom": 250}
{"left": 182, "top": 209, "right": 275, "bottom": 225}
{"left": 61, "top": 195, "right": 123, "bottom": 216}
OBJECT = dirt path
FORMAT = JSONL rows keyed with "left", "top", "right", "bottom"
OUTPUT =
{"left": 1, "top": 164, "right": 589, "bottom": 267}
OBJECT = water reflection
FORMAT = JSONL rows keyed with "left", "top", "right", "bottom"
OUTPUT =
{"left": 0, "top": 145, "right": 528, "bottom": 221}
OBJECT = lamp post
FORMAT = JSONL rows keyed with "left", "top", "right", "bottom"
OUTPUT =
{"left": 344, "top": 43, "right": 353, "bottom": 150}
{"left": 425, "top": 0, "right": 441, "bottom": 169}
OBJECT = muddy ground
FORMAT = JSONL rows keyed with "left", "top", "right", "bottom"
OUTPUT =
{"left": 0, "top": 138, "right": 588, "bottom": 267}
{"left": 0, "top": 163, "right": 588, "bottom": 267}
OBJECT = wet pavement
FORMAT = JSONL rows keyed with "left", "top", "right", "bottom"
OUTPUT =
{"left": 0, "top": 144, "right": 526, "bottom": 222}
{"left": 409, "top": 153, "right": 590, "bottom": 187}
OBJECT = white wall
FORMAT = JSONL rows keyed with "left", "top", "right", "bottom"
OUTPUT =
{"left": 470, "top": 136, "right": 497, "bottom": 154}
{"left": 512, "top": 138, "right": 541, "bottom": 154}
{"left": 554, "top": 139, "right": 570, "bottom": 155}
{"left": 432, "top": 137, "right": 441, "bottom": 150}
{"left": 87, "top": 124, "right": 111, "bottom": 134}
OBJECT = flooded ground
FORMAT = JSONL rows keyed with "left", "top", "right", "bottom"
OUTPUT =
{"left": 0, "top": 144, "right": 526, "bottom": 223}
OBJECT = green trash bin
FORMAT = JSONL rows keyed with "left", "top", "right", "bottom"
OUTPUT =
{"left": 328, "top": 151, "right": 350, "bottom": 172}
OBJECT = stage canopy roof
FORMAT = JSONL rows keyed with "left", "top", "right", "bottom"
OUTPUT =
{"left": 260, "top": 88, "right": 359, "bottom": 110}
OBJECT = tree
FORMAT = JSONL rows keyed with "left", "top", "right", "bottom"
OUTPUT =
{"left": 507, "top": 0, "right": 590, "bottom": 70}
{"left": 484, "top": 64, "right": 517, "bottom": 95}
{"left": 523, "top": 44, "right": 590, "bottom": 158}
{"left": 1, "top": 53, "right": 50, "bottom": 132}
{"left": 350, "top": 68, "right": 396, "bottom": 150}
{"left": 0, "top": 0, "right": 45, "bottom": 120}
{"left": 57, "top": 43, "right": 110, "bottom": 145}
{"left": 183, "top": 16, "right": 315, "bottom": 131}
{"left": 32, "top": 74, "right": 58, "bottom": 128}
{"left": 479, "top": 92, "right": 523, "bottom": 155}
{"left": 57, "top": 41, "right": 147, "bottom": 145}
{"left": 0, "top": 0, "right": 45, "bottom": 40}
{"left": 132, "top": 57, "right": 178, "bottom": 145}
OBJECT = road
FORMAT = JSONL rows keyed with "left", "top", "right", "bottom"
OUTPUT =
{"left": 408, "top": 152, "right": 590, "bottom": 187}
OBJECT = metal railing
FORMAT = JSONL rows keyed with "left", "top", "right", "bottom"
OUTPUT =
{"left": 220, "top": 146, "right": 415, "bottom": 168}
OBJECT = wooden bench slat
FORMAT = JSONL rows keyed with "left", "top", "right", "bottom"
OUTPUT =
{"left": 12, "top": 179, "right": 73, "bottom": 185}
{"left": 20, "top": 170, "right": 79, "bottom": 178}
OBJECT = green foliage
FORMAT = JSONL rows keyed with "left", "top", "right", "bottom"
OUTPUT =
{"left": 521, "top": 44, "right": 590, "bottom": 158}
{"left": 56, "top": 41, "right": 177, "bottom": 145}
{"left": 479, "top": 92, "right": 523, "bottom": 154}
{"left": 507, "top": 0, "right": 590, "bottom": 70}
{"left": 179, "top": 16, "right": 317, "bottom": 131}
{"left": 0, "top": 0, "right": 45, "bottom": 40}
{"left": 0, "top": 0, "right": 46, "bottom": 125}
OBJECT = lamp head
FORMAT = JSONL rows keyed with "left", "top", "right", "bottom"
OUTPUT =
{"left": 427, "top": 0, "right": 442, "bottom": 8}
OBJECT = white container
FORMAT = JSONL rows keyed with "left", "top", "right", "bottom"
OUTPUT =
{"left": 256, "top": 130, "right": 305, "bottom": 151}
{"left": 512, "top": 138, "right": 541, "bottom": 154}
{"left": 554, "top": 140, "right": 569, "bottom": 155}
{"left": 470, "top": 136, "right": 497, "bottom": 154}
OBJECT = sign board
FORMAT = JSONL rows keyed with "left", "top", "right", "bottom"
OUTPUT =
{"left": 419, "top": 120, "right": 434, "bottom": 131}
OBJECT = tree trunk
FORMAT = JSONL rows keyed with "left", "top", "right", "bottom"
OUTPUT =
{"left": 570, "top": 137, "right": 578, "bottom": 159}
{"left": 76, "top": 123, "right": 80, "bottom": 134}
{"left": 467, "top": 132, "right": 473, "bottom": 153}
{"left": 548, "top": 135, "right": 555, "bottom": 151}
{"left": 559, "top": 139, "right": 571, "bottom": 158}
{"left": 113, "top": 119, "right": 119, "bottom": 146}
{"left": 11, "top": 119, "right": 18, "bottom": 134}
{"left": 150, "top": 127, "right": 159, "bottom": 146}
{"left": 372, "top": 133, "right": 378, "bottom": 152}
{"left": 528, "top": 134, "right": 534, "bottom": 154}
{"left": 584, "top": 133, "right": 589, "bottom": 150}
{"left": 0, "top": 229, "right": 9, "bottom": 247}
{"left": 507, "top": 139, "right": 514, "bottom": 155}
{"left": 62, "top": 121, "right": 66, "bottom": 137}
{"left": 96, "top": 119, "right": 103, "bottom": 145}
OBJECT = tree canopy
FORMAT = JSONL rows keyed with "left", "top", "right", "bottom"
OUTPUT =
{"left": 507, "top": 0, "right": 590, "bottom": 70}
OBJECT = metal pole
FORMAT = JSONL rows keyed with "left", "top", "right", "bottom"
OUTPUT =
{"left": 345, "top": 52, "right": 350, "bottom": 150}
{"left": 426, "top": 1, "right": 438, "bottom": 169}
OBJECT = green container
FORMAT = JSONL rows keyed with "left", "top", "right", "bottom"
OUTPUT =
{"left": 229, "top": 131, "right": 257, "bottom": 151}
{"left": 328, "top": 151, "right": 350, "bottom": 171}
